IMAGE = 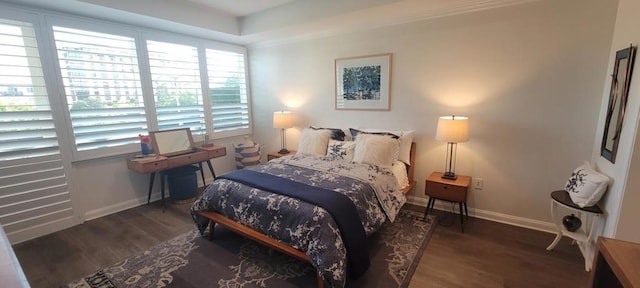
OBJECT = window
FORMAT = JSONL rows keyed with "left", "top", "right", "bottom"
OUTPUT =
{"left": 206, "top": 49, "right": 250, "bottom": 135}
{"left": 8, "top": 16, "right": 253, "bottom": 161}
{"left": 0, "top": 19, "right": 59, "bottom": 160}
{"left": 0, "top": 16, "right": 77, "bottom": 241}
{"left": 52, "top": 26, "right": 146, "bottom": 155}
{"left": 0, "top": 4, "right": 253, "bottom": 241}
{"left": 147, "top": 40, "right": 205, "bottom": 135}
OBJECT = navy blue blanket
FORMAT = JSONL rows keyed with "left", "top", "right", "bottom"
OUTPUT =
{"left": 219, "top": 169, "right": 370, "bottom": 278}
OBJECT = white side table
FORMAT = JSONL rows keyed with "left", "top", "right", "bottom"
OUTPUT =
{"left": 546, "top": 190, "right": 604, "bottom": 271}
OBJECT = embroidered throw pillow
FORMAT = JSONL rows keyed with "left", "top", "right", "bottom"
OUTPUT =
{"left": 326, "top": 140, "right": 355, "bottom": 160}
{"left": 564, "top": 162, "right": 609, "bottom": 207}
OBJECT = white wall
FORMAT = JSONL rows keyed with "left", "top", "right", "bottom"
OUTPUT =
{"left": 619, "top": 126, "right": 640, "bottom": 241}
{"left": 592, "top": 0, "right": 640, "bottom": 241}
{"left": 249, "top": 0, "right": 617, "bottom": 229}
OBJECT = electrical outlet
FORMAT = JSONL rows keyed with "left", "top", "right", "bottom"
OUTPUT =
{"left": 474, "top": 178, "right": 484, "bottom": 190}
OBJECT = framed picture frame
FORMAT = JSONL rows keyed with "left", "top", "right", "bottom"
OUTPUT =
{"left": 335, "top": 53, "right": 391, "bottom": 110}
{"left": 601, "top": 45, "right": 636, "bottom": 163}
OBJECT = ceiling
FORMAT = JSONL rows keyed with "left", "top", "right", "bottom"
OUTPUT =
{"left": 0, "top": 0, "right": 537, "bottom": 46}
{"left": 182, "top": 0, "right": 298, "bottom": 17}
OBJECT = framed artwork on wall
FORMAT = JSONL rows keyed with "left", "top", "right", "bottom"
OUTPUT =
{"left": 601, "top": 45, "right": 636, "bottom": 163}
{"left": 335, "top": 53, "right": 391, "bottom": 111}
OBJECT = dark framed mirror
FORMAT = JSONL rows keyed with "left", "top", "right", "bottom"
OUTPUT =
{"left": 601, "top": 45, "right": 636, "bottom": 163}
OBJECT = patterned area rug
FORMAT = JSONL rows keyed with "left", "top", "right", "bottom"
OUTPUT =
{"left": 67, "top": 209, "right": 435, "bottom": 288}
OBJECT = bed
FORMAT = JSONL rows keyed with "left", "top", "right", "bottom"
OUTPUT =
{"left": 191, "top": 128, "right": 416, "bottom": 288}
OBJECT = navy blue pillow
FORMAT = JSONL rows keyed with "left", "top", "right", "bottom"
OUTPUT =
{"left": 310, "top": 126, "right": 346, "bottom": 141}
{"left": 349, "top": 128, "right": 399, "bottom": 140}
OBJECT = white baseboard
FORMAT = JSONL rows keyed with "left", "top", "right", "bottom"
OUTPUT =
{"left": 8, "top": 216, "right": 78, "bottom": 244}
{"left": 84, "top": 194, "right": 161, "bottom": 221}
{"left": 406, "top": 196, "right": 556, "bottom": 234}
{"left": 9, "top": 177, "right": 216, "bottom": 244}
{"left": 83, "top": 176, "right": 214, "bottom": 222}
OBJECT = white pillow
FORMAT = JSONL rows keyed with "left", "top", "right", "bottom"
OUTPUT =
{"left": 326, "top": 140, "right": 355, "bottom": 160}
{"left": 391, "top": 160, "right": 409, "bottom": 189}
{"left": 360, "top": 129, "right": 414, "bottom": 165}
{"left": 350, "top": 128, "right": 400, "bottom": 162}
{"left": 565, "top": 162, "right": 609, "bottom": 207}
{"left": 353, "top": 133, "right": 400, "bottom": 168}
{"left": 297, "top": 128, "right": 332, "bottom": 156}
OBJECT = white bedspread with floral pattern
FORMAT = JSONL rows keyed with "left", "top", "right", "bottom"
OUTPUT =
{"left": 191, "top": 154, "right": 406, "bottom": 288}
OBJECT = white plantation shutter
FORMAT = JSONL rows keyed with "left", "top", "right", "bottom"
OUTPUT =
{"left": 0, "top": 7, "right": 254, "bottom": 242}
{"left": 0, "top": 155, "right": 75, "bottom": 240}
{"left": 0, "top": 19, "right": 59, "bottom": 160}
{"left": 147, "top": 40, "right": 205, "bottom": 135}
{"left": 206, "top": 49, "right": 250, "bottom": 134}
{"left": 0, "top": 18, "right": 77, "bottom": 242}
{"left": 52, "top": 26, "right": 146, "bottom": 156}
{"left": 0, "top": 111, "right": 59, "bottom": 160}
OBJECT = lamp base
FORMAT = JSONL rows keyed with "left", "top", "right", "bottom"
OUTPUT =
{"left": 441, "top": 172, "right": 457, "bottom": 180}
{"left": 278, "top": 148, "right": 290, "bottom": 154}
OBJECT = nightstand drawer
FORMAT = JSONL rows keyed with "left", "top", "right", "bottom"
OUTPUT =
{"left": 426, "top": 181, "right": 467, "bottom": 202}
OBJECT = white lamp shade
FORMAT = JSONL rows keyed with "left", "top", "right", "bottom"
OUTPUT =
{"left": 273, "top": 111, "right": 293, "bottom": 129}
{"left": 435, "top": 116, "right": 469, "bottom": 143}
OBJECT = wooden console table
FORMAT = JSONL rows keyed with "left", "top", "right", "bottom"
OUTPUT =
{"left": 590, "top": 237, "right": 640, "bottom": 287}
{"left": 127, "top": 145, "right": 226, "bottom": 207}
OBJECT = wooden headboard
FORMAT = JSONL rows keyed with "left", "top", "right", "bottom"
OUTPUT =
{"left": 402, "top": 142, "right": 417, "bottom": 195}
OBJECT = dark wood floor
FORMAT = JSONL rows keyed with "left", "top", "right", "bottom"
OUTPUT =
{"left": 409, "top": 208, "right": 589, "bottom": 288}
{"left": 12, "top": 202, "right": 588, "bottom": 288}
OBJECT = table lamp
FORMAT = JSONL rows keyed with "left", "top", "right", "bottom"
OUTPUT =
{"left": 273, "top": 111, "right": 293, "bottom": 154}
{"left": 435, "top": 115, "right": 469, "bottom": 180}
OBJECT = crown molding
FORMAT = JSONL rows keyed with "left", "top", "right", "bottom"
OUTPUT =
{"left": 245, "top": 0, "right": 539, "bottom": 49}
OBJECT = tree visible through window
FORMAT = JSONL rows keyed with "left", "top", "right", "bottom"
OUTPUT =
{"left": 52, "top": 26, "right": 146, "bottom": 153}
{"left": 0, "top": 19, "right": 59, "bottom": 160}
{"left": 206, "top": 49, "right": 249, "bottom": 133}
{"left": 147, "top": 40, "right": 205, "bottom": 134}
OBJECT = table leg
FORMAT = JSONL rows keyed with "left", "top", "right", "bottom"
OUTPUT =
{"left": 147, "top": 172, "right": 155, "bottom": 205}
{"left": 198, "top": 162, "right": 206, "bottom": 186}
{"left": 206, "top": 160, "right": 216, "bottom": 179}
{"left": 582, "top": 215, "right": 602, "bottom": 271}
{"left": 459, "top": 202, "right": 465, "bottom": 233}
{"left": 546, "top": 200, "right": 562, "bottom": 251}
{"left": 464, "top": 202, "right": 469, "bottom": 219}
{"left": 160, "top": 173, "right": 166, "bottom": 211}
{"left": 424, "top": 198, "right": 433, "bottom": 219}
{"left": 547, "top": 233, "right": 563, "bottom": 251}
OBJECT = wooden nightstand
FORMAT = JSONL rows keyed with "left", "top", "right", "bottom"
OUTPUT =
{"left": 267, "top": 150, "right": 296, "bottom": 161}
{"left": 424, "top": 172, "right": 472, "bottom": 232}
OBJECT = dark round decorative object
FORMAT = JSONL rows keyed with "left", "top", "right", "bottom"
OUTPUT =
{"left": 562, "top": 214, "right": 582, "bottom": 232}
